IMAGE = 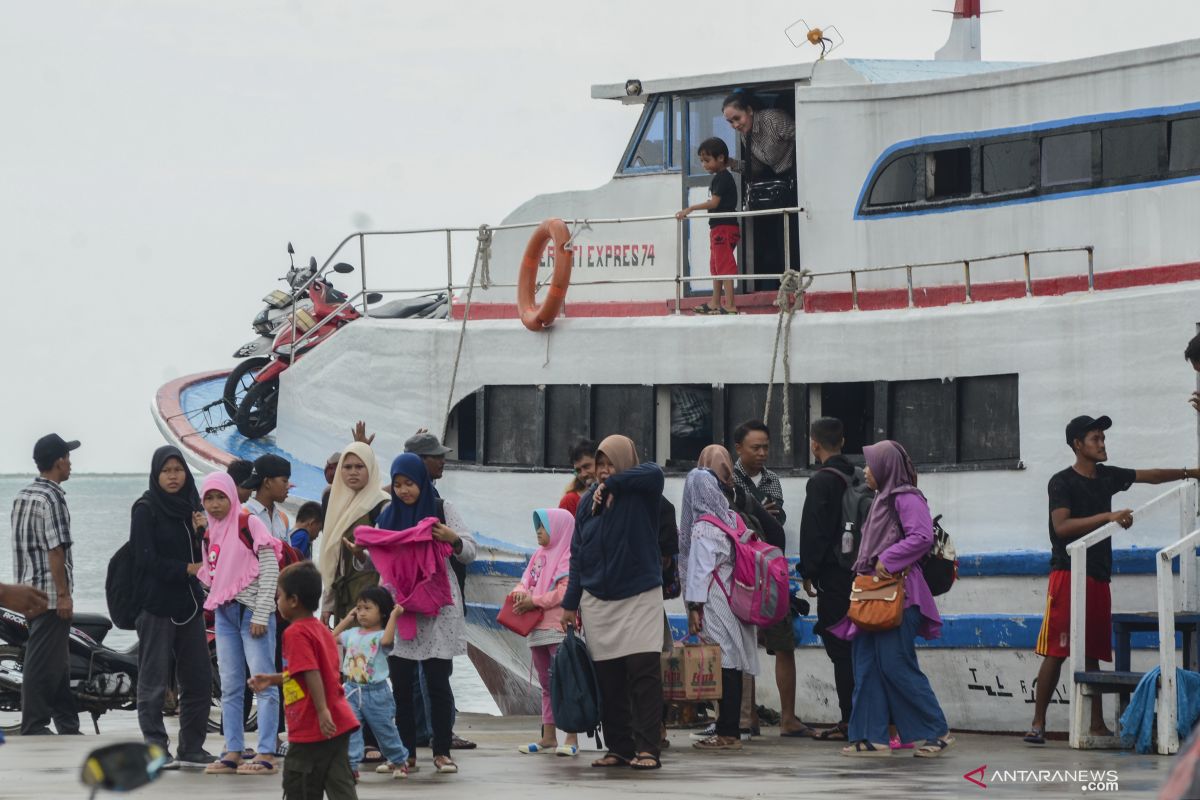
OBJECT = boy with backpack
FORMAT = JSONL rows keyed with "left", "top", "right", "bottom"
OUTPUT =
{"left": 799, "top": 418, "right": 862, "bottom": 741}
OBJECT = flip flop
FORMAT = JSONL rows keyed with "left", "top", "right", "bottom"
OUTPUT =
{"left": 556, "top": 744, "right": 579, "bottom": 757}
{"left": 780, "top": 726, "right": 816, "bottom": 738}
{"left": 814, "top": 726, "right": 849, "bottom": 741}
{"left": 1023, "top": 727, "right": 1045, "bottom": 745}
{"left": 236, "top": 759, "right": 277, "bottom": 775}
{"left": 914, "top": 736, "right": 956, "bottom": 758}
{"left": 591, "top": 753, "right": 630, "bottom": 768}
{"left": 204, "top": 756, "right": 241, "bottom": 775}
{"left": 518, "top": 742, "right": 552, "bottom": 754}
{"left": 691, "top": 303, "right": 716, "bottom": 315}
{"left": 630, "top": 752, "right": 662, "bottom": 770}
{"left": 841, "top": 740, "right": 891, "bottom": 757}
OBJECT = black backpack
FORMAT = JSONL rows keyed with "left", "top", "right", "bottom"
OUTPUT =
{"left": 550, "top": 625, "right": 603, "bottom": 747}
{"left": 820, "top": 466, "right": 876, "bottom": 569}
{"left": 921, "top": 515, "right": 958, "bottom": 596}
{"left": 105, "top": 541, "right": 141, "bottom": 630}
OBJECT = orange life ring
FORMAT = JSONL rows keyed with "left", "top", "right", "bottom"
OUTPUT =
{"left": 517, "top": 218, "right": 573, "bottom": 331}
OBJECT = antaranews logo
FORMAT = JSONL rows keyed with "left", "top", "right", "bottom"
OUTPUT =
{"left": 964, "top": 765, "right": 1120, "bottom": 792}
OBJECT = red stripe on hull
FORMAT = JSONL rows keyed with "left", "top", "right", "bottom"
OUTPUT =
{"left": 155, "top": 370, "right": 236, "bottom": 468}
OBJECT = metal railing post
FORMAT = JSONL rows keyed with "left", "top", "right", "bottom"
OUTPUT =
{"left": 445, "top": 229, "right": 454, "bottom": 306}
{"left": 1023, "top": 251, "right": 1032, "bottom": 296}
{"left": 1087, "top": 246, "right": 1095, "bottom": 291}
{"left": 850, "top": 271, "right": 859, "bottom": 310}
{"left": 359, "top": 234, "right": 369, "bottom": 314}
{"left": 674, "top": 217, "right": 683, "bottom": 315}
{"left": 1157, "top": 550, "right": 1179, "bottom": 754}
{"left": 963, "top": 260, "right": 973, "bottom": 303}
{"left": 905, "top": 266, "right": 914, "bottom": 308}
{"left": 782, "top": 210, "right": 792, "bottom": 271}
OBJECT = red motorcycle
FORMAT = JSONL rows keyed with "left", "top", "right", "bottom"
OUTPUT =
{"left": 234, "top": 262, "right": 380, "bottom": 439}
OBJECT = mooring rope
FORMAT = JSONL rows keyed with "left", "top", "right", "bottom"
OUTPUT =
{"left": 763, "top": 268, "right": 814, "bottom": 454}
{"left": 442, "top": 224, "right": 492, "bottom": 440}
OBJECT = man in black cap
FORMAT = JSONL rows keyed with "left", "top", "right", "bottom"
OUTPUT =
{"left": 1025, "top": 415, "right": 1199, "bottom": 745}
{"left": 10, "top": 434, "right": 81, "bottom": 735}
{"left": 242, "top": 454, "right": 292, "bottom": 541}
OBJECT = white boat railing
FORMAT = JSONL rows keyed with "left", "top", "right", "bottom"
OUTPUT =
{"left": 1067, "top": 480, "right": 1199, "bottom": 751}
{"left": 1153, "top": 517, "right": 1200, "bottom": 754}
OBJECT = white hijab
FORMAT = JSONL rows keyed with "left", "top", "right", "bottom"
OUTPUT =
{"left": 317, "top": 441, "right": 388, "bottom": 588}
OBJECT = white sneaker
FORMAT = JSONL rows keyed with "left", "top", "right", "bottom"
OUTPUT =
{"left": 690, "top": 723, "right": 717, "bottom": 740}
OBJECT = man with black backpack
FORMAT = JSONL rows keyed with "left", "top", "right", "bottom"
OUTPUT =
{"left": 799, "top": 417, "right": 863, "bottom": 741}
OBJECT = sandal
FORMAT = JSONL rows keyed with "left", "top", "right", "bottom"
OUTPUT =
{"left": 630, "top": 752, "right": 662, "bottom": 770}
{"left": 518, "top": 742, "right": 553, "bottom": 754}
{"left": 591, "top": 753, "right": 630, "bottom": 768}
{"left": 693, "top": 735, "right": 742, "bottom": 751}
{"left": 840, "top": 740, "right": 891, "bottom": 757}
{"left": 717, "top": 307, "right": 739, "bottom": 315}
{"left": 914, "top": 736, "right": 955, "bottom": 758}
{"left": 889, "top": 735, "right": 914, "bottom": 750}
{"left": 556, "top": 744, "right": 579, "bottom": 757}
{"left": 405, "top": 757, "right": 420, "bottom": 773}
{"left": 433, "top": 755, "right": 458, "bottom": 774}
{"left": 780, "top": 725, "right": 816, "bottom": 738}
{"left": 204, "top": 753, "right": 242, "bottom": 775}
{"left": 236, "top": 758, "right": 277, "bottom": 775}
{"left": 362, "top": 747, "right": 384, "bottom": 763}
{"left": 814, "top": 726, "right": 849, "bottom": 742}
{"left": 1023, "top": 726, "right": 1046, "bottom": 745}
{"left": 691, "top": 303, "right": 716, "bottom": 315}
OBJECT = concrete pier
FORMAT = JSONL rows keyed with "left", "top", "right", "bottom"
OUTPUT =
{"left": 0, "top": 712, "right": 1176, "bottom": 799}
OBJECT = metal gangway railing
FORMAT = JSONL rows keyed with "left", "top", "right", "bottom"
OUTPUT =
{"left": 279, "top": 205, "right": 1096, "bottom": 357}
{"left": 1066, "top": 481, "right": 1200, "bottom": 754}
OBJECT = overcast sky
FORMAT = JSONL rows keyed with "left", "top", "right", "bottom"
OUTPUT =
{"left": 3, "top": 1, "right": 1200, "bottom": 474}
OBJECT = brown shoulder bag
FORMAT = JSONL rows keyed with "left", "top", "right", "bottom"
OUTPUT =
{"left": 847, "top": 573, "right": 906, "bottom": 632}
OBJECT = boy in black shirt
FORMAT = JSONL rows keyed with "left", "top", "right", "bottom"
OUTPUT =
{"left": 677, "top": 137, "right": 740, "bottom": 315}
{"left": 1025, "top": 414, "right": 1198, "bottom": 745}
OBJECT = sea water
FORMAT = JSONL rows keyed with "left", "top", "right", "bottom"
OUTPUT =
{"left": 0, "top": 474, "right": 498, "bottom": 714}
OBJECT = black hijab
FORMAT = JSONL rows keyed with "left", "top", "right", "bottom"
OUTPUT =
{"left": 139, "top": 445, "right": 200, "bottom": 523}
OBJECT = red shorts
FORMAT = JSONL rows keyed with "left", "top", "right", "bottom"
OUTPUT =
{"left": 1035, "top": 569, "right": 1112, "bottom": 661}
{"left": 709, "top": 225, "right": 740, "bottom": 276}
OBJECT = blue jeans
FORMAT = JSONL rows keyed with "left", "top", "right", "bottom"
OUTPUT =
{"left": 411, "top": 662, "right": 456, "bottom": 743}
{"left": 215, "top": 603, "right": 279, "bottom": 755}
{"left": 346, "top": 681, "right": 409, "bottom": 771}
{"left": 848, "top": 605, "right": 948, "bottom": 745}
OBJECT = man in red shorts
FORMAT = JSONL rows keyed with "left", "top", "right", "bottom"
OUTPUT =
{"left": 1025, "top": 415, "right": 1198, "bottom": 744}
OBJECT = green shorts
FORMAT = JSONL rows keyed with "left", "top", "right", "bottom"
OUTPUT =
{"left": 760, "top": 613, "right": 795, "bottom": 654}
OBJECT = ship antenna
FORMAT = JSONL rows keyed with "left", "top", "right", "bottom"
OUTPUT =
{"left": 934, "top": 0, "right": 999, "bottom": 62}
{"left": 784, "top": 18, "right": 843, "bottom": 61}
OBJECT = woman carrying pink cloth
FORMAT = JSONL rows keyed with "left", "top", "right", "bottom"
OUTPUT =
{"left": 355, "top": 517, "right": 455, "bottom": 641}
{"left": 511, "top": 508, "right": 579, "bottom": 757}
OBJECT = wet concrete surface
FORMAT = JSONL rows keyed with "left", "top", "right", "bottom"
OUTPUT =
{"left": 0, "top": 712, "right": 1178, "bottom": 799}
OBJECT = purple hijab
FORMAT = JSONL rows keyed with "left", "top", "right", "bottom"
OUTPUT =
{"left": 852, "top": 440, "right": 924, "bottom": 574}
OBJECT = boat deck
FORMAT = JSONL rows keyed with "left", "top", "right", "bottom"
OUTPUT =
{"left": 0, "top": 711, "right": 1177, "bottom": 798}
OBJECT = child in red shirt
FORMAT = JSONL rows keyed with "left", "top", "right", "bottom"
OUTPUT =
{"left": 249, "top": 562, "right": 359, "bottom": 799}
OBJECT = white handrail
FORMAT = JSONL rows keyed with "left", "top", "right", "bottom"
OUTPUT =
{"left": 1154, "top": 488, "right": 1200, "bottom": 755}
{"left": 1066, "top": 481, "right": 1197, "bottom": 749}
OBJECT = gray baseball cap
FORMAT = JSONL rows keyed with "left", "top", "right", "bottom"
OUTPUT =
{"left": 404, "top": 432, "right": 453, "bottom": 456}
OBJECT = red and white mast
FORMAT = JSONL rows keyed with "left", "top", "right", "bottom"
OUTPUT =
{"left": 934, "top": 0, "right": 982, "bottom": 61}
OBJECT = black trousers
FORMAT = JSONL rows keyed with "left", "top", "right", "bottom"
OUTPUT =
{"left": 592, "top": 651, "right": 662, "bottom": 760}
{"left": 716, "top": 668, "right": 744, "bottom": 738}
{"left": 815, "top": 567, "right": 855, "bottom": 724}
{"left": 389, "top": 655, "right": 453, "bottom": 757}
{"left": 21, "top": 611, "right": 79, "bottom": 735}
{"left": 282, "top": 730, "right": 356, "bottom": 800}
{"left": 135, "top": 610, "right": 211, "bottom": 754}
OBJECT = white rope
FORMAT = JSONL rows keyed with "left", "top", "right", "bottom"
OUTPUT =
{"left": 763, "top": 268, "right": 814, "bottom": 454}
{"left": 442, "top": 225, "right": 493, "bottom": 440}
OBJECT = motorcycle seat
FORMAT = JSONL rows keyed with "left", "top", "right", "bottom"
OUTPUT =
{"left": 72, "top": 612, "right": 113, "bottom": 642}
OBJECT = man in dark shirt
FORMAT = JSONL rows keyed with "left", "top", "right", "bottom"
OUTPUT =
{"left": 1026, "top": 415, "right": 1198, "bottom": 744}
{"left": 799, "top": 417, "right": 856, "bottom": 739}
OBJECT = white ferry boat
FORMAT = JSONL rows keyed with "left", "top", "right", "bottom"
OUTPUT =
{"left": 155, "top": 9, "right": 1200, "bottom": 740}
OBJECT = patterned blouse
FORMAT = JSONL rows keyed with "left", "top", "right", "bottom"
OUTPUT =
{"left": 732, "top": 108, "right": 796, "bottom": 178}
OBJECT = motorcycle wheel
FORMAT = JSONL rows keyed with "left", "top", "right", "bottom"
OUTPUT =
{"left": 222, "top": 357, "right": 270, "bottom": 419}
{"left": 234, "top": 378, "right": 279, "bottom": 439}
{"left": 0, "top": 645, "right": 23, "bottom": 734}
{"left": 208, "top": 644, "right": 258, "bottom": 734}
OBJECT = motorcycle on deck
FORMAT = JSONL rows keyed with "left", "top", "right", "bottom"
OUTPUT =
{"left": 233, "top": 262, "right": 380, "bottom": 439}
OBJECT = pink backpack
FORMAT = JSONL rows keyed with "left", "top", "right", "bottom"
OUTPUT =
{"left": 698, "top": 513, "right": 790, "bottom": 627}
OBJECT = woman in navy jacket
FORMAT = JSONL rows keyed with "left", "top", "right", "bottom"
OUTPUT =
{"left": 561, "top": 434, "right": 666, "bottom": 770}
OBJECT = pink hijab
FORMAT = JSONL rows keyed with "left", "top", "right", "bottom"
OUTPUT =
{"left": 521, "top": 508, "right": 574, "bottom": 598}
{"left": 199, "top": 472, "right": 282, "bottom": 610}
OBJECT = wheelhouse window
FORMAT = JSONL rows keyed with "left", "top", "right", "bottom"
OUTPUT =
{"left": 926, "top": 147, "right": 971, "bottom": 200}
{"left": 868, "top": 153, "right": 920, "bottom": 206}
{"left": 982, "top": 139, "right": 1036, "bottom": 194}
{"left": 622, "top": 97, "right": 677, "bottom": 173}
{"left": 687, "top": 94, "right": 738, "bottom": 176}
{"left": 1102, "top": 122, "right": 1163, "bottom": 182}
{"left": 1040, "top": 131, "right": 1092, "bottom": 187}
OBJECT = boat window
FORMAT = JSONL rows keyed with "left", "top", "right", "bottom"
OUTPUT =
{"left": 818, "top": 382, "right": 874, "bottom": 457}
{"left": 672, "top": 97, "right": 684, "bottom": 170}
{"left": 1040, "top": 131, "right": 1093, "bottom": 187}
{"left": 888, "top": 379, "right": 955, "bottom": 465}
{"left": 687, "top": 95, "right": 738, "bottom": 176}
{"left": 982, "top": 140, "right": 1037, "bottom": 194}
{"left": 926, "top": 148, "right": 972, "bottom": 200}
{"left": 592, "top": 385, "right": 656, "bottom": 456}
{"left": 546, "top": 385, "right": 591, "bottom": 469}
{"left": 483, "top": 386, "right": 542, "bottom": 466}
{"left": 868, "top": 153, "right": 920, "bottom": 206}
{"left": 669, "top": 385, "right": 714, "bottom": 464}
{"left": 625, "top": 98, "right": 669, "bottom": 172}
{"left": 957, "top": 374, "right": 1020, "bottom": 462}
{"left": 724, "top": 384, "right": 807, "bottom": 469}
{"left": 1102, "top": 121, "right": 1163, "bottom": 182}
{"left": 1169, "top": 117, "right": 1200, "bottom": 172}
{"left": 446, "top": 392, "right": 479, "bottom": 463}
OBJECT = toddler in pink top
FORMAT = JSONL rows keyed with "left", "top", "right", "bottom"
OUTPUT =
{"left": 511, "top": 508, "right": 579, "bottom": 757}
